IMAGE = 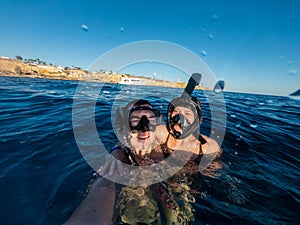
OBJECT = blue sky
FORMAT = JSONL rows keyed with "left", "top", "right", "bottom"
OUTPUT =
{"left": 1, "top": 0, "right": 300, "bottom": 96}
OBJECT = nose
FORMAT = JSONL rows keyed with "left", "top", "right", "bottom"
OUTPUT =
{"left": 171, "top": 113, "right": 190, "bottom": 128}
{"left": 135, "top": 115, "right": 150, "bottom": 132}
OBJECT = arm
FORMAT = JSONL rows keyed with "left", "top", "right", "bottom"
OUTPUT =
{"left": 64, "top": 148, "right": 129, "bottom": 225}
{"left": 63, "top": 177, "right": 116, "bottom": 225}
{"left": 201, "top": 135, "right": 221, "bottom": 155}
{"left": 199, "top": 135, "right": 222, "bottom": 177}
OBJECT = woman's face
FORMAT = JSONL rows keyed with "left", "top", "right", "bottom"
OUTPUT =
{"left": 171, "top": 106, "right": 195, "bottom": 132}
{"left": 128, "top": 105, "right": 157, "bottom": 151}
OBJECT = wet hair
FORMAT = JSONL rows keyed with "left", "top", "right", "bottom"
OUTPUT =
{"left": 131, "top": 99, "right": 153, "bottom": 109}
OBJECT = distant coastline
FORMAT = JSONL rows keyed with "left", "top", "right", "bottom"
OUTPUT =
{"left": 0, "top": 57, "right": 206, "bottom": 90}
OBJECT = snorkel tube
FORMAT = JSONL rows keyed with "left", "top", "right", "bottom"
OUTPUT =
{"left": 182, "top": 73, "right": 202, "bottom": 97}
{"left": 167, "top": 73, "right": 203, "bottom": 139}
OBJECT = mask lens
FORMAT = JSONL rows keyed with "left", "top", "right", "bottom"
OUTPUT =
{"left": 170, "top": 113, "right": 191, "bottom": 131}
{"left": 167, "top": 97, "right": 202, "bottom": 139}
{"left": 169, "top": 105, "right": 197, "bottom": 138}
{"left": 129, "top": 108, "right": 159, "bottom": 132}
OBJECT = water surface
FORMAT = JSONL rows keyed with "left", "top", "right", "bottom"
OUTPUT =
{"left": 0, "top": 76, "right": 299, "bottom": 225}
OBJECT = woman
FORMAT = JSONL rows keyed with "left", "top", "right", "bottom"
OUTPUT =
{"left": 64, "top": 99, "right": 166, "bottom": 225}
{"left": 157, "top": 96, "right": 220, "bottom": 160}
{"left": 111, "top": 99, "right": 166, "bottom": 166}
{"left": 111, "top": 99, "right": 172, "bottom": 224}
{"left": 155, "top": 96, "right": 222, "bottom": 224}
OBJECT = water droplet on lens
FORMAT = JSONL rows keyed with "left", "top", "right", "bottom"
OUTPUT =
{"left": 120, "top": 27, "right": 124, "bottom": 33}
{"left": 201, "top": 50, "right": 207, "bottom": 57}
{"left": 212, "top": 14, "right": 219, "bottom": 21}
{"left": 81, "top": 24, "right": 89, "bottom": 32}
{"left": 104, "top": 33, "right": 109, "bottom": 38}
{"left": 213, "top": 80, "right": 225, "bottom": 93}
{"left": 201, "top": 28, "right": 206, "bottom": 33}
{"left": 287, "top": 60, "right": 293, "bottom": 65}
{"left": 288, "top": 69, "right": 298, "bottom": 75}
{"left": 208, "top": 34, "right": 214, "bottom": 40}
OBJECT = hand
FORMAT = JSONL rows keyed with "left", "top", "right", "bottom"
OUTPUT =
{"left": 96, "top": 154, "right": 124, "bottom": 177}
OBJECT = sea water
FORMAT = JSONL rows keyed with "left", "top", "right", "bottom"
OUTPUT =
{"left": 0, "top": 76, "right": 299, "bottom": 225}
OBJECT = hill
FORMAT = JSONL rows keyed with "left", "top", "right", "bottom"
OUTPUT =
{"left": 0, "top": 57, "right": 205, "bottom": 90}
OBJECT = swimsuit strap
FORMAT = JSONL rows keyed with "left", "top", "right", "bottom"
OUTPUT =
{"left": 198, "top": 134, "right": 207, "bottom": 155}
{"left": 198, "top": 134, "right": 207, "bottom": 145}
{"left": 110, "top": 145, "right": 139, "bottom": 166}
{"left": 194, "top": 142, "right": 203, "bottom": 164}
{"left": 194, "top": 134, "right": 207, "bottom": 163}
{"left": 163, "top": 133, "right": 207, "bottom": 163}
{"left": 161, "top": 133, "right": 173, "bottom": 157}
{"left": 123, "top": 146, "right": 139, "bottom": 166}
{"left": 110, "top": 146, "right": 122, "bottom": 153}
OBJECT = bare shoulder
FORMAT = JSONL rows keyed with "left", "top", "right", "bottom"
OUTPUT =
{"left": 202, "top": 135, "right": 221, "bottom": 155}
{"left": 155, "top": 125, "right": 168, "bottom": 144}
{"left": 110, "top": 147, "right": 128, "bottom": 162}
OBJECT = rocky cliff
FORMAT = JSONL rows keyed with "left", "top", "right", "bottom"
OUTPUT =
{"left": 0, "top": 57, "right": 204, "bottom": 90}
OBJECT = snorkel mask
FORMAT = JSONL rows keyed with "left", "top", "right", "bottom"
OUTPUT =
{"left": 166, "top": 73, "right": 203, "bottom": 139}
{"left": 116, "top": 99, "right": 161, "bottom": 134}
{"left": 129, "top": 106, "right": 160, "bottom": 133}
{"left": 167, "top": 96, "right": 202, "bottom": 139}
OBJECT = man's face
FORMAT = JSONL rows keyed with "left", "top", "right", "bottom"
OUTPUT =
{"left": 129, "top": 108, "right": 157, "bottom": 151}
